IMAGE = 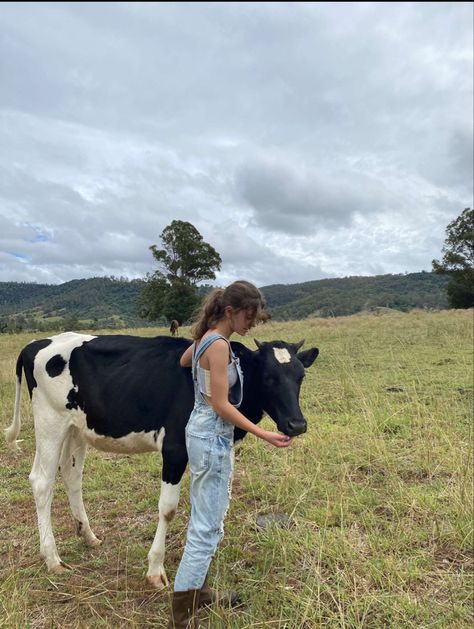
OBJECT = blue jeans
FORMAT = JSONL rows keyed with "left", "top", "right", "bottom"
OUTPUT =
{"left": 174, "top": 402, "right": 235, "bottom": 592}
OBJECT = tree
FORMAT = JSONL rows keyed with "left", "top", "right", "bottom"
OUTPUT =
{"left": 432, "top": 208, "right": 474, "bottom": 308}
{"left": 140, "top": 220, "right": 222, "bottom": 324}
{"left": 62, "top": 313, "right": 79, "bottom": 331}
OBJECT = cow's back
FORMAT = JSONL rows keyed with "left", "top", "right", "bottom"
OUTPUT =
{"left": 67, "top": 335, "right": 194, "bottom": 438}
{"left": 21, "top": 333, "right": 194, "bottom": 447}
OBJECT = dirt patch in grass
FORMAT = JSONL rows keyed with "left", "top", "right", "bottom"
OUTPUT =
{"left": 433, "top": 543, "right": 474, "bottom": 573}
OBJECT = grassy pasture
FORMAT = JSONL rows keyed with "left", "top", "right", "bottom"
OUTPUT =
{"left": 0, "top": 310, "right": 472, "bottom": 628}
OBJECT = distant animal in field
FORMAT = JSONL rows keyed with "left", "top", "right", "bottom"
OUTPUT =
{"left": 5, "top": 332, "right": 318, "bottom": 588}
{"left": 169, "top": 320, "right": 180, "bottom": 336}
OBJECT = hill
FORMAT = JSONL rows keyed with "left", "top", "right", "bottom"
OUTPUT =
{"left": 0, "top": 272, "right": 450, "bottom": 332}
{"left": 260, "top": 271, "right": 450, "bottom": 320}
{"left": 0, "top": 277, "right": 148, "bottom": 332}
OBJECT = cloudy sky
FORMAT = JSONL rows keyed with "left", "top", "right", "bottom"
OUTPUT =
{"left": 1, "top": 2, "right": 472, "bottom": 287}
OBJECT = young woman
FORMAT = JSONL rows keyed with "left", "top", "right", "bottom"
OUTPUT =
{"left": 168, "top": 280, "right": 292, "bottom": 628}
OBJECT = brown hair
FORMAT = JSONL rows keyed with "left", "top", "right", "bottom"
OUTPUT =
{"left": 191, "top": 280, "right": 268, "bottom": 340}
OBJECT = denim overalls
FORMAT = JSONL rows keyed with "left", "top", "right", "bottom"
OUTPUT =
{"left": 173, "top": 333, "right": 244, "bottom": 592}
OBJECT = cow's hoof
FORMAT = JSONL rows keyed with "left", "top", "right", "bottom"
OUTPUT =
{"left": 146, "top": 574, "right": 168, "bottom": 590}
{"left": 85, "top": 536, "right": 102, "bottom": 548}
{"left": 50, "top": 563, "right": 67, "bottom": 575}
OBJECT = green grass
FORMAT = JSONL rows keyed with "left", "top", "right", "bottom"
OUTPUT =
{"left": 0, "top": 311, "right": 472, "bottom": 628}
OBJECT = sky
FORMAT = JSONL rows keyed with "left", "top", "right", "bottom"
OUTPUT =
{"left": 1, "top": 2, "right": 472, "bottom": 288}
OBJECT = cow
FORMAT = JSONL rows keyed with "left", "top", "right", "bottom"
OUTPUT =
{"left": 169, "top": 320, "right": 180, "bottom": 336}
{"left": 5, "top": 332, "right": 318, "bottom": 589}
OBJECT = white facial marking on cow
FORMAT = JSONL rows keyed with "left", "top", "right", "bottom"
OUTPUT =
{"left": 273, "top": 347, "right": 291, "bottom": 364}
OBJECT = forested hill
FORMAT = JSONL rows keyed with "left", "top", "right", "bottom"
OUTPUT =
{"left": 0, "top": 277, "right": 146, "bottom": 331}
{"left": 0, "top": 272, "right": 450, "bottom": 332}
{"left": 260, "top": 271, "right": 450, "bottom": 320}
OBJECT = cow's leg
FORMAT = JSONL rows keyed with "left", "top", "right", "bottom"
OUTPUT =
{"left": 59, "top": 427, "right": 101, "bottom": 548}
{"left": 146, "top": 479, "right": 181, "bottom": 589}
{"left": 146, "top": 448, "right": 187, "bottom": 589}
{"left": 29, "top": 420, "right": 69, "bottom": 573}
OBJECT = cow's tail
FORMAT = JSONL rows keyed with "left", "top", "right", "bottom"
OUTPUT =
{"left": 5, "top": 351, "right": 24, "bottom": 449}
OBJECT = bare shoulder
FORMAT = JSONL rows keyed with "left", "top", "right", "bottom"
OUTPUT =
{"left": 203, "top": 338, "right": 229, "bottom": 367}
{"left": 205, "top": 338, "right": 229, "bottom": 355}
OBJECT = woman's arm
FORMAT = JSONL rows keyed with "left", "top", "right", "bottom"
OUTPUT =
{"left": 206, "top": 340, "right": 292, "bottom": 448}
{"left": 180, "top": 343, "right": 194, "bottom": 368}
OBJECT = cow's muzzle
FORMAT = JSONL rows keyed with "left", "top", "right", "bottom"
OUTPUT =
{"left": 285, "top": 420, "right": 307, "bottom": 437}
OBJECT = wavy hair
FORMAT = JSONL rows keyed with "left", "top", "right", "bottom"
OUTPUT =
{"left": 191, "top": 280, "right": 267, "bottom": 340}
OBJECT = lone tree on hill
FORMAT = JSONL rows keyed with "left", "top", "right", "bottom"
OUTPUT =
{"left": 432, "top": 208, "right": 474, "bottom": 309}
{"left": 139, "top": 220, "right": 222, "bottom": 324}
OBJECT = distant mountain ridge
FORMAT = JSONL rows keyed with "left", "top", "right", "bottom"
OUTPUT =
{"left": 0, "top": 277, "right": 146, "bottom": 331}
{"left": 260, "top": 271, "right": 450, "bottom": 319}
{"left": 0, "top": 272, "right": 450, "bottom": 332}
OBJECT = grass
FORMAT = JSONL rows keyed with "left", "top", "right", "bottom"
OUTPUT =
{"left": 0, "top": 310, "right": 472, "bottom": 628}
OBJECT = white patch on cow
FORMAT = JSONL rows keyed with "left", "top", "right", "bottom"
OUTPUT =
{"left": 32, "top": 333, "right": 97, "bottom": 428}
{"left": 273, "top": 347, "right": 291, "bottom": 363}
{"left": 147, "top": 480, "right": 181, "bottom": 588}
{"left": 83, "top": 426, "right": 165, "bottom": 454}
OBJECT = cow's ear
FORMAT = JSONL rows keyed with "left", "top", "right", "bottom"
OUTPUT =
{"left": 254, "top": 339, "right": 264, "bottom": 350}
{"left": 297, "top": 347, "right": 319, "bottom": 368}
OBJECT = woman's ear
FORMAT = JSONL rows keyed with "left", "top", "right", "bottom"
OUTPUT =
{"left": 223, "top": 305, "right": 233, "bottom": 319}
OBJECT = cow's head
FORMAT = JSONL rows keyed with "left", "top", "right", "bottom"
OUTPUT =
{"left": 254, "top": 339, "right": 319, "bottom": 437}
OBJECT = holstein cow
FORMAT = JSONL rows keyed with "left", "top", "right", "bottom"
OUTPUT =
{"left": 169, "top": 320, "right": 180, "bottom": 336}
{"left": 5, "top": 332, "right": 318, "bottom": 588}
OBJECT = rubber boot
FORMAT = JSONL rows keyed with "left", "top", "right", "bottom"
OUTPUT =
{"left": 199, "top": 574, "right": 241, "bottom": 608}
{"left": 167, "top": 589, "right": 208, "bottom": 629}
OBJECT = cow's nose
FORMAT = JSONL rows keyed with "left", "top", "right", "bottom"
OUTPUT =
{"left": 287, "top": 421, "right": 307, "bottom": 437}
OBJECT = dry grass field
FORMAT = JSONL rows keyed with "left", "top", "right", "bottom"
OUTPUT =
{"left": 0, "top": 310, "right": 472, "bottom": 628}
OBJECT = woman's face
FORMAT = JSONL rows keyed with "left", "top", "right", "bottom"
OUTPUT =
{"left": 229, "top": 308, "right": 258, "bottom": 336}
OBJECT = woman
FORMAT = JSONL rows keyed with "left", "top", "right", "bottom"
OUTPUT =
{"left": 168, "top": 280, "right": 292, "bottom": 628}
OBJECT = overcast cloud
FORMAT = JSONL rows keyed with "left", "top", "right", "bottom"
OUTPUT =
{"left": 0, "top": 2, "right": 472, "bottom": 287}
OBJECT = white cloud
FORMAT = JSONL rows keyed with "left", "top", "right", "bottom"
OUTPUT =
{"left": 0, "top": 2, "right": 472, "bottom": 286}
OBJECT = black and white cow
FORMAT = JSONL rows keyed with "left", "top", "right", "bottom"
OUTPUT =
{"left": 5, "top": 332, "right": 318, "bottom": 588}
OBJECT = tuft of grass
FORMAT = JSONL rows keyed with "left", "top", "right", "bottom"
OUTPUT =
{"left": 0, "top": 311, "right": 472, "bottom": 627}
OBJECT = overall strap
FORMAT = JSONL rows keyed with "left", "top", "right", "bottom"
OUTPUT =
{"left": 192, "top": 333, "right": 230, "bottom": 381}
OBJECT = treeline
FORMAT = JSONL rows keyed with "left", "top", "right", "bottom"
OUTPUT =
{"left": 0, "top": 277, "right": 155, "bottom": 333}
{"left": 261, "top": 272, "right": 450, "bottom": 320}
{"left": 0, "top": 271, "right": 452, "bottom": 333}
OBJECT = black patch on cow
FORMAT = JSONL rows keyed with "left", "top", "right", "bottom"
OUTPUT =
{"left": 66, "top": 388, "right": 81, "bottom": 410}
{"left": 18, "top": 339, "right": 53, "bottom": 398}
{"left": 72, "top": 456, "right": 76, "bottom": 468}
{"left": 46, "top": 354, "right": 67, "bottom": 378}
{"left": 153, "top": 430, "right": 158, "bottom": 443}
{"left": 66, "top": 335, "right": 195, "bottom": 439}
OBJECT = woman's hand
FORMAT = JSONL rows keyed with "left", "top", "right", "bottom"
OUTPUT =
{"left": 260, "top": 431, "right": 293, "bottom": 448}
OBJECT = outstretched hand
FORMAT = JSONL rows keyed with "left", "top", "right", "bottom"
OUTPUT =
{"left": 261, "top": 431, "right": 293, "bottom": 448}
